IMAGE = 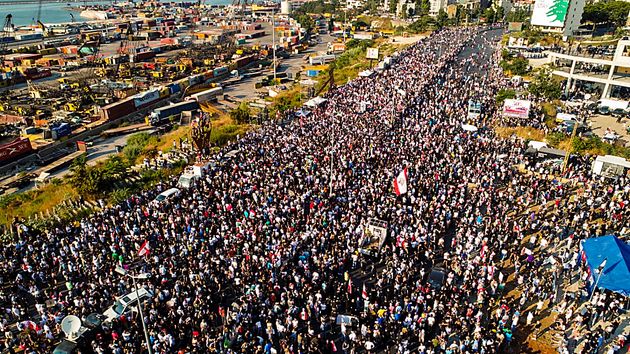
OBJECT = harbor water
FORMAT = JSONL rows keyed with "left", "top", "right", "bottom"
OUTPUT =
{"left": 0, "top": 0, "right": 233, "bottom": 27}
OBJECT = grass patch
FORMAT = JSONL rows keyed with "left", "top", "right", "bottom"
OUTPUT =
{"left": 0, "top": 182, "right": 78, "bottom": 226}
{"left": 495, "top": 126, "right": 546, "bottom": 141}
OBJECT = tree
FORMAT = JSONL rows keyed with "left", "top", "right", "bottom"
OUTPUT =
{"left": 581, "top": 1, "right": 630, "bottom": 27}
{"left": 496, "top": 88, "right": 516, "bottom": 105}
{"left": 408, "top": 15, "right": 435, "bottom": 32}
{"left": 389, "top": 0, "right": 398, "bottom": 14}
{"left": 528, "top": 67, "right": 562, "bottom": 100}
{"left": 230, "top": 102, "right": 251, "bottom": 124}
{"left": 401, "top": 3, "right": 408, "bottom": 18}
{"left": 297, "top": 14, "right": 316, "bottom": 33}
{"left": 483, "top": 7, "right": 496, "bottom": 23}
{"left": 436, "top": 9, "right": 448, "bottom": 28}
{"left": 506, "top": 8, "right": 529, "bottom": 22}
{"left": 495, "top": 6, "right": 505, "bottom": 21}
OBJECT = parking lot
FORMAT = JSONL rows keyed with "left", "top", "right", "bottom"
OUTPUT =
{"left": 588, "top": 113, "right": 630, "bottom": 146}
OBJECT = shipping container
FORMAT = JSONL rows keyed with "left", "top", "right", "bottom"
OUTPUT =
{"left": 0, "top": 138, "right": 33, "bottom": 164}
{"left": 15, "top": 33, "right": 44, "bottom": 41}
{"left": 149, "top": 100, "right": 199, "bottom": 125}
{"left": 133, "top": 89, "right": 160, "bottom": 108}
{"left": 213, "top": 66, "right": 228, "bottom": 77}
{"left": 132, "top": 51, "right": 156, "bottom": 62}
{"left": 167, "top": 82, "right": 181, "bottom": 95}
{"left": 188, "top": 74, "right": 204, "bottom": 86}
{"left": 189, "top": 87, "right": 223, "bottom": 103}
{"left": 100, "top": 97, "right": 136, "bottom": 121}
{"left": 51, "top": 122, "right": 72, "bottom": 140}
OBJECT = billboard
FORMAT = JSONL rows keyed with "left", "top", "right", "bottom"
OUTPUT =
{"left": 366, "top": 47, "right": 379, "bottom": 60}
{"left": 503, "top": 99, "right": 531, "bottom": 118}
{"left": 531, "top": 0, "right": 570, "bottom": 28}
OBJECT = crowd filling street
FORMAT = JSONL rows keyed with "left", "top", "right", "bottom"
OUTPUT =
{"left": 1, "top": 26, "right": 628, "bottom": 354}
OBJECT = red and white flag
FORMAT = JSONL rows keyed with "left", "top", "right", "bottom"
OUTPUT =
{"left": 362, "top": 284, "right": 368, "bottom": 299}
{"left": 393, "top": 168, "right": 408, "bottom": 196}
{"left": 138, "top": 240, "right": 151, "bottom": 257}
{"left": 347, "top": 279, "right": 353, "bottom": 294}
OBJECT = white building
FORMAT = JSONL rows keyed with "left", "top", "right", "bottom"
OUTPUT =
{"left": 547, "top": 38, "right": 630, "bottom": 98}
{"left": 430, "top": 0, "right": 449, "bottom": 16}
{"left": 530, "top": 0, "right": 585, "bottom": 37}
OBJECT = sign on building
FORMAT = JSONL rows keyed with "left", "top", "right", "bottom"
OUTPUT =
{"left": 531, "top": 0, "right": 570, "bottom": 27}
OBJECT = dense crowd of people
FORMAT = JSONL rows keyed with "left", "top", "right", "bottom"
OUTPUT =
{"left": 0, "top": 26, "right": 628, "bottom": 354}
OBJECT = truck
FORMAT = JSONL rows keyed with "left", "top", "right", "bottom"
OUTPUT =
{"left": 149, "top": 100, "right": 199, "bottom": 126}
{"left": 189, "top": 86, "right": 224, "bottom": 103}
{"left": 177, "top": 160, "right": 214, "bottom": 188}
{"left": 309, "top": 54, "right": 336, "bottom": 65}
{"left": 467, "top": 100, "right": 481, "bottom": 119}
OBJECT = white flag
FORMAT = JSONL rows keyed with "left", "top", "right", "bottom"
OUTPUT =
{"left": 393, "top": 168, "right": 408, "bottom": 195}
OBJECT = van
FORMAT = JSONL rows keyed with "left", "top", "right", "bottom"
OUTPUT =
{"left": 153, "top": 188, "right": 180, "bottom": 203}
{"left": 103, "top": 288, "right": 153, "bottom": 322}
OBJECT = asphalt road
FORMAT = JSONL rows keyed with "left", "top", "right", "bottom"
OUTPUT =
{"left": 225, "top": 32, "right": 334, "bottom": 101}
{"left": 14, "top": 132, "right": 141, "bottom": 194}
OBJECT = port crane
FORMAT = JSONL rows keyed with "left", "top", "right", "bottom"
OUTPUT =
{"left": 0, "top": 14, "right": 13, "bottom": 61}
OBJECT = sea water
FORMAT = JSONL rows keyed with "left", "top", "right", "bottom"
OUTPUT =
{"left": 0, "top": 0, "right": 233, "bottom": 27}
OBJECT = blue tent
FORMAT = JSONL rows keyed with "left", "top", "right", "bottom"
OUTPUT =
{"left": 581, "top": 235, "right": 630, "bottom": 296}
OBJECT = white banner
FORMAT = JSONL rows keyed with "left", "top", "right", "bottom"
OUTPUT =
{"left": 531, "top": 0, "right": 569, "bottom": 28}
{"left": 502, "top": 99, "right": 531, "bottom": 119}
{"left": 366, "top": 47, "right": 379, "bottom": 60}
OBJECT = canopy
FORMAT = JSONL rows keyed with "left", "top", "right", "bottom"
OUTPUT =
{"left": 461, "top": 124, "right": 478, "bottom": 132}
{"left": 581, "top": 235, "right": 630, "bottom": 296}
{"left": 305, "top": 97, "right": 328, "bottom": 108}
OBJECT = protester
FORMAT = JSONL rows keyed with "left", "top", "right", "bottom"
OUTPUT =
{"left": 0, "top": 26, "right": 627, "bottom": 354}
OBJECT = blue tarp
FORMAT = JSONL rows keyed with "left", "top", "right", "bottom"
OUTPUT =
{"left": 581, "top": 235, "right": 630, "bottom": 296}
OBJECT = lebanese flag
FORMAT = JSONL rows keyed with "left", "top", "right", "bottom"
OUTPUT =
{"left": 138, "top": 240, "right": 151, "bottom": 257}
{"left": 393, "top": 168, "right": 408, "bottom": 196}
{"left": 347, "top": 279, "right": 352, "bottom": 294}
{"left": 362, "top": 284, "right": 368, "bottom": 299}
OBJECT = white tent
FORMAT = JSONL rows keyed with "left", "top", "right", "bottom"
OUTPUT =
{"left": 305, "top": 96, "right": 328, "bottom": 108}
{"left": 358, "top": 70, "right": 374, "bottom": 77}
{"left": 461, "top": 124, "right": 478, "bottom": 132}
{"left": 527, "top": 140, "right": 548, "bottom": 150}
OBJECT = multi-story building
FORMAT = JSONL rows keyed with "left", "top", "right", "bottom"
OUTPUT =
{"left": 429, "top": 0, "right": 449, "bottom": 16}
{"left": 547, "top": 38, "right": 630, "bottom": 98}
{"left": 530, "top": 0, "right": 585, "bottom": 36}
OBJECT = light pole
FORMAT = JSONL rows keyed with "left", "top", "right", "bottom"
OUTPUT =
{"left": 272, "top": 5, "right": 276, "bottom": 82}
{"left": 116, "top": 267, "right": 152, "bottom": 354}
{"left": 588, "top": 258, "right": 607, "bottom": 302}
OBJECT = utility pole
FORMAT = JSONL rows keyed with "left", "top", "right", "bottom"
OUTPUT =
{"left": 343, "top": 10, "right": 347, "bottom": 43}
{"left": 272, "top": 5, "right": 276, "bottom": 82}
{"left": 115, "top": 267, "right": 152, "bottom": 354}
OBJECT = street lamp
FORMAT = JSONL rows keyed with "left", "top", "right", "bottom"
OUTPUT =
{"left": 588, "top": 258, "right": 607, "bottom": 302}
{"left": 272, "top": 5, "right": 276, "bottom": 82}
{"left": 115, "top": 266, "right": 152, "bottom": 354}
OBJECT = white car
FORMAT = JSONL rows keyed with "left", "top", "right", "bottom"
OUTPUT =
{"left": 153, "top": 188, "right": 181, "bottom": 203}
{"left": 103, "top": 288, "right": 153, "bottom": 323}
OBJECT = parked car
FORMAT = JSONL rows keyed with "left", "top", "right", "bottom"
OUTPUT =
{"left": 153, "top": 187, "right": 180, "bottom": 203}
{"left": 611, "top": 108, "right": 627, "bottom": 118}
{"left": 598, "top": 106, "right": 610, "bottom": 115}
{"left": 428, "top": 266, "right": 446, "bottom": 290}
{"left": 103, "top": 288, "right": 153, "bottom": 323}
